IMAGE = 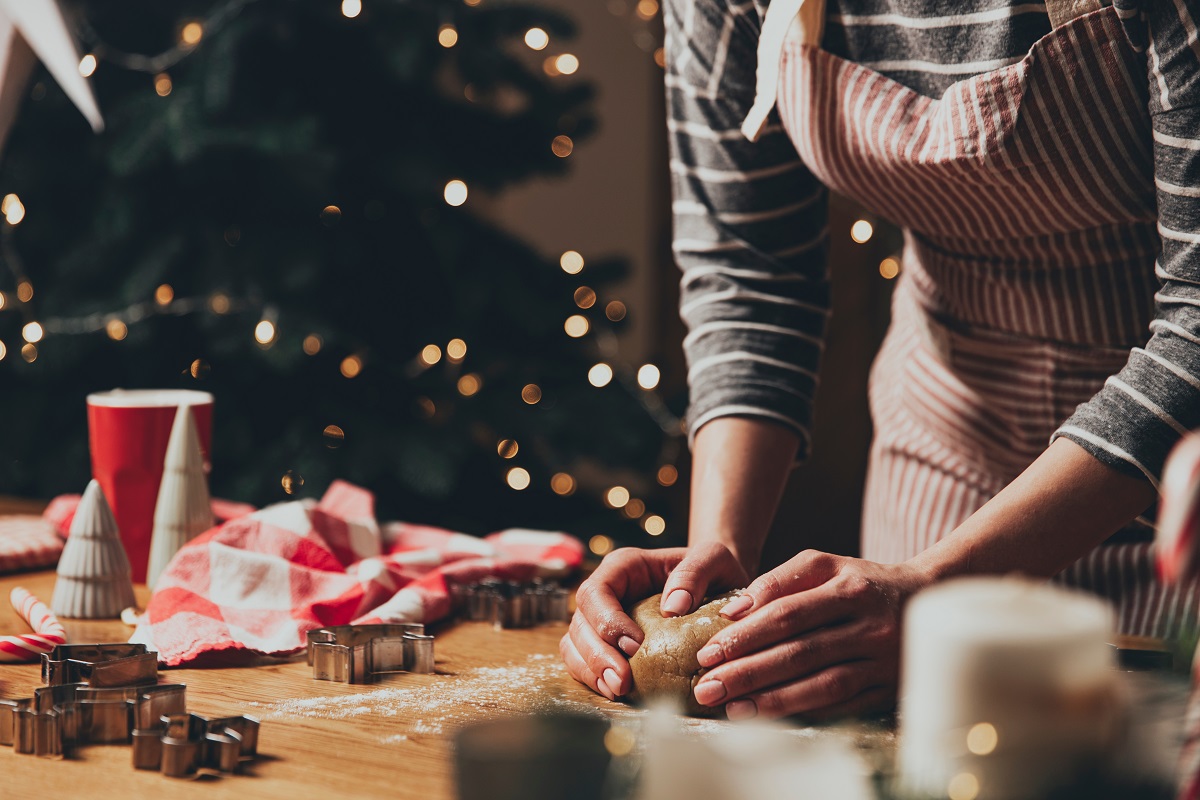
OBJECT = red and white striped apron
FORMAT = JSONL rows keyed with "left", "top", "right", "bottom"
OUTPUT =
{"left": 768, "top": 5, "right": 1191, "bottom": 637}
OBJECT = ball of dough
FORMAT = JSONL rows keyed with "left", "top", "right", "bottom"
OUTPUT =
{"left": 626, "top": 592, "right": 738, "bottom": 716}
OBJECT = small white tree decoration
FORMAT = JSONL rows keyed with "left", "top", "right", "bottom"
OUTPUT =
{"left": 51, "top": 479, "right": 136, "bottom": 618}
{"left": 146, "top": 405, "right": 213, "bottom": 588}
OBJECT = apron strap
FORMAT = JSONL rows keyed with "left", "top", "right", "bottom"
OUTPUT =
{"left": 741, "top": 0, "right": 825, "bottom": 142}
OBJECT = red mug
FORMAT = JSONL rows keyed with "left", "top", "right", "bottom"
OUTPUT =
{"left": 87, "top": 389, "right": 214, "bottom": 583}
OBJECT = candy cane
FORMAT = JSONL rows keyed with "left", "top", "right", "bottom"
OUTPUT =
{"left": 0, "top": 587, "right": 66, "bottom": 662}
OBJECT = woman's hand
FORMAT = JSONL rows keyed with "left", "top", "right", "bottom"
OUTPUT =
{"left": 560, "top": 543, "right": 749, "bottom": 701}
{"left": 691, "top": 550, "right": 933, "bottom": 721}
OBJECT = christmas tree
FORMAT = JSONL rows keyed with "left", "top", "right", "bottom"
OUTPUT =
{"left": 0, "top": 0, "right": 680, "bottom": 543}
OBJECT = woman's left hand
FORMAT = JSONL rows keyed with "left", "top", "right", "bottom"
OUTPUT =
{"left": 691, "top": 549, "right": 933, "bottom": 721}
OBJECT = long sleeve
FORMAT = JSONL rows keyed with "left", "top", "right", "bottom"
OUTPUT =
{"left": 1053, "top": 1, "right": 1200, "bottom": 487}
{"left": 665, "top": 0, "right": 831, "bottom": 460}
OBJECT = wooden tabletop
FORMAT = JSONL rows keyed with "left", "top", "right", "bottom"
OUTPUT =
{"left": 0, "top": 567, "right": 633, "bottom": 799}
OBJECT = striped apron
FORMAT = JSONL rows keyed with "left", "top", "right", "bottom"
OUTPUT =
{"left": 759, "top": 4, "right": 1191, "bottom": 637}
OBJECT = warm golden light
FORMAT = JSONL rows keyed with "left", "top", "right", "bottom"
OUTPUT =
{"left": 320, "top": 205, "right": 342, "bottom": 225}
{"left": 210, "top": 293, "right": 231, "bottom": 314}
{"left": 564, "top": 314, "right": 589, "bottom": 338}
{"left": 154, "top": 73, "right": 173, "bottom": 96}
{"left": 543, "top": 57, "right": 561, "bottom": 77}
{"left": 341, "top": 355, "right": 363, "bottom": 378}
{"left": 78, "top": 54, "right": 98, "bottom": 78}
{"left": 947, "top": 773, "right": 980, "bottom": 800}
{"left": 879, "top": 257, "right": 900, "bottom": 280}
{"left": 506, "top": 467, "right": 531, "bottom": 491}
{"left": 637, "top": 364, "right": 660, "bottom": 390}
{"left": 464, "top": 0, "right": 482, "bottom": 6}
{"left": 16, "top": 280, "right": 31, "bottom": 302}
{"left": 303, "top": 334, "right": 323, "bottom": 355}
{"left": 444, "top": 179, "right": 468, "bottom": 206}
{"left": 653, "top": 48, "right": 666, "bottom": 68}
{"left": 0, "top": 291, "right": 6, "bottom": 310}
{"left": 560, "top": 250, "right": 584, "bottom": 274}
{"left": 550, "top": 472, "right": 575, "bottom": 496}
{"left": 0, "top": 340, "right": 6, "bottom": 361}
{"left": 606, "top": 486, "right": 630, "bottom": 508}
{"left": 521, "top": 383, "right": 542, "bottom": 404}
{"left": 643, "top": 515, "right": 666, "bottom": 536}
{"left": 588, "top": 362, "right": 613, "bottom": 387}
{"left": 524, "top": 28, "right": 549, "bottom": 50}
{"left": 323, "top": 424, "right": 345, "bottom": 448}
{"left": 21, "top": 343, "right": 36, "bottom": 363}
{"left": 155, "top": 284, "right": 175, "bottom": 305}
{"left": 966, "top": 723, "right": 998, "bottom": 756}
{"left": 497, "top": 439, "right": 519, "bottom": 459}
{"left": 189, "top": 359, "right": 209, "bottom": 379}
{"left": 554, "top": 54, "right": 580, "bottom": 75}
{"left": 623, "top": 498, "right": 645, "bottom": 518}
{"left": 281, "top": 471, "right": 304, "bottom": 494}
{"left": 573, "top": 286, "right": 596, "bottom": 309}
{"left": 446, "top": 338, "right": 467, "bottom": 361}
{"left": 457, "top": 373, "right": 482, "bottom": 396}
{"left": 181, "top": 22, "right": 204, "bottom": 44}
{"left": 656, "top": 465, "right": 678, "bottom": 487}
{"left": 22, "top": 322, "right": 43, "bottom": 344}
{"left": 636, "top": 0, "right": 659, "bottom": 19}
{"left": 589, "top": 535, "right": 614, "bottom": 556}
{"left": 438, "top": 25, "right": 459, "bottom": 47}
{"left": 420, "top": 344, "right": 442, "bottom": 365}
{"left": 3, "top": 193, "right": 25, "bottom": 225}
{"left": 415, "top": 396, "right": 436, "bottom": 418}
{"left": 106, "top": 319, "right": 128, "bottom": 341}
{"left": 340, "top": 0, "right": 362, "bottom": 19}
{"left": 551, "top": 135, "right": 574, "bottom": 157}
{"left": 604, "top": 726, "right": 636, "bottom": 757}
{"left": 851, "top": 219, "right": 874, "bottom": 244}
{"left": 254, "top": 319, "right": 276, "bottom": 345}
{"left": 605, "top": 300, "right": 627, "bottom": 321}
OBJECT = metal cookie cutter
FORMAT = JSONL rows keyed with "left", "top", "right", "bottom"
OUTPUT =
{"left": 132, "top": 713, "right": 260, "bottom": 778}
{"left": 41, "top": 643, "right": 158, "bottom": 688}
{"left": 306, "top": 623, "right": 435, "bottom": 683}
{"left": 454, "top": 579, "right": 571, "bottom": 629}
{"left": 0, "top": 683, "right": 186, "bottom": 758}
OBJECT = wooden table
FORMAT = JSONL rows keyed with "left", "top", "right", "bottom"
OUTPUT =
{"left": 0, "top": 567, "right": 627, "bottom": 799}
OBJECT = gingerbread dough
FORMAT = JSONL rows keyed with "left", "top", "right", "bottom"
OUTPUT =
{"left": 626, "top": 592, "right": 738, "bottom": 716}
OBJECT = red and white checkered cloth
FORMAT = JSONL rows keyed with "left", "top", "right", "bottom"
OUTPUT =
{"left": 124, "top": 480, "right": 582, "bottom": 666}
{"left": 0, "top": 515, "right": 65, "bottom": 574}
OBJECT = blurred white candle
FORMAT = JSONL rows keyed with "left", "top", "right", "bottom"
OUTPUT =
{"left": 898, "top": 577, "right": 1123, "bottom": 800}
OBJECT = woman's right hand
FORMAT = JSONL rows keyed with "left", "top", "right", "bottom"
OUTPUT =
{"left": 559, "top": 542, "right": 749, "bottom": 700}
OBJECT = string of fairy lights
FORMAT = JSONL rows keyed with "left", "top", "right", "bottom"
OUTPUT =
{"left": 0, "top": 0, "right": 899, "bottom": 557}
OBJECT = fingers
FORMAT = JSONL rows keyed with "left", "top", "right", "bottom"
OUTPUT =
{"left": 569, "top": 611, "right": 632, "bottom": 696}
{"left": 723, "top": 661, "right": 881, "bottom": 720}
{"left": 559, "top": 633, "right": 615, "bottom": 701}
{"left": 697, "top": 585, "right": 856, "bottom": 668}
{"left": 720, "top": 550, "right": 843, "bottom": 621}
{"left": 575, "top": 547, "right": 690, "bottom": 653}
{"left": 693, "top": 622, "right": 870, "bottom": 707}
{"left": 659, "top": 541, "right": 751, "bottom": 617}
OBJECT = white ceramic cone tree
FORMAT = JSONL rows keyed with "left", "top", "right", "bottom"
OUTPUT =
{"left": 146, "top": 405, "right": 213, "bottom": 588}
{"left": 51, "top": 479, "right": 136, "bottom": 618}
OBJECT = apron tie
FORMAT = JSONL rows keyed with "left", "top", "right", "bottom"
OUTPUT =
{"left": 741, "top": 0, "right": 823, "bottom": 141}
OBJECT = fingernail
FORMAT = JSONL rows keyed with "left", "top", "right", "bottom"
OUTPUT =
{"left": 662, "top": 589, "right": 693, "bottom": 617}
{"left": 720, "top": 595, "right": 754, "bottom": 620}
{"left": 693, "top": 679, "right": 727, "bottom": 705}
{"left": 696, "top": 643, "right": 724, "bottom": 667}
{"left": 618, "top": 636, "right": 641, "bottom": 657}
{"left": 603, "top": 668, "right": 623, "bottom": 696}
{"left": 595, "top": 677, "right": 616, "bottom": 701}
{"left": 726, "top": 699, "right": 758, "bottom": 720}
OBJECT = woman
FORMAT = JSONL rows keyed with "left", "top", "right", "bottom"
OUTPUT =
{"left": 562, "top": 0, "right": 1200, "bottom": 721}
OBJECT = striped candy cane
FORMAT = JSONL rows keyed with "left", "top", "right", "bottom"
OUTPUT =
{"left": 0, "top": 587, "right": 66, "bottom": 662}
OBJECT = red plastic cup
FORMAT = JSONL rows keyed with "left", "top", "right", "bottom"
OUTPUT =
{"left": 86, "top": 389, "right": 214, "bottom": 583}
